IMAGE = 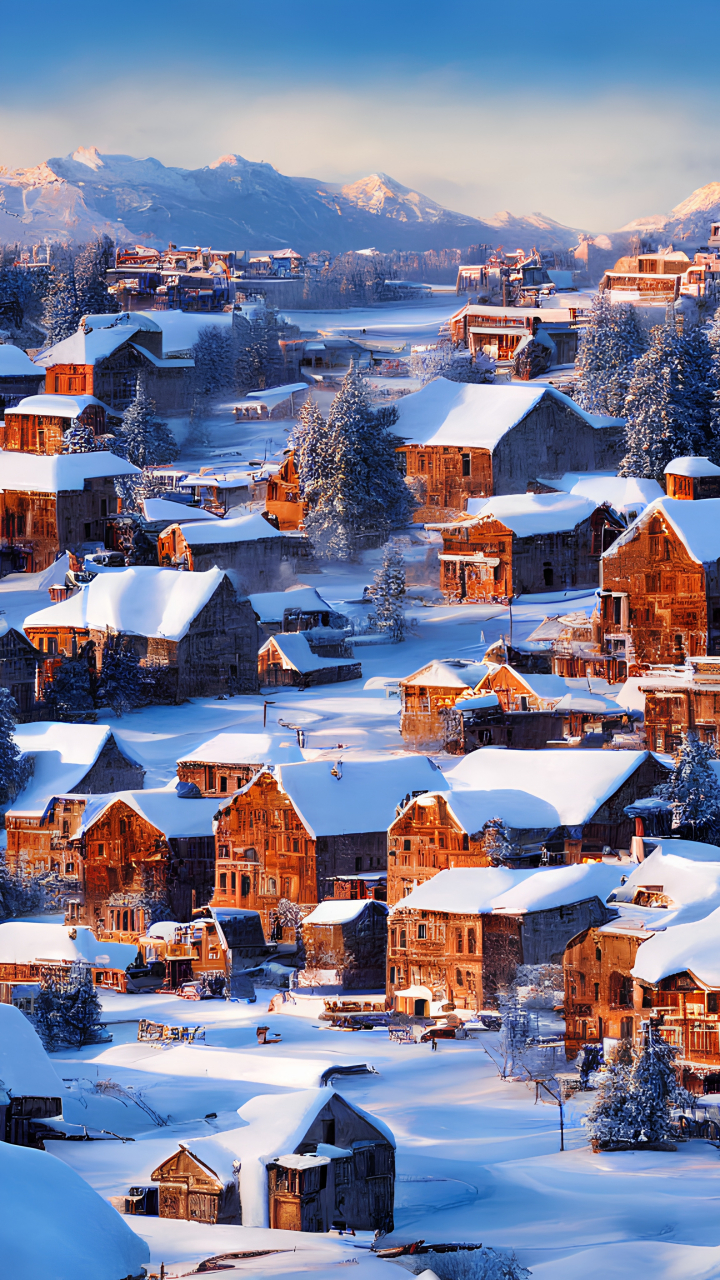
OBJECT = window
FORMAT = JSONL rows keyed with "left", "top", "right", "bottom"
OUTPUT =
{"left": 399, "top": 929, "right": 407, "bottom": 949}
{"left": 579, "top": 972, "right": 586, "bottom": 995}
{"left": 595, "top": 947, "right": 602, "bottom": 962}
{"left": 97, "top": 843, "right": 104, "bottom": 857}
{"left": 543, "top": 565, "right": 554, "bottom": 588}
{"left": 355, "top": 856, "right": 362, "bottom": 871}
{"left": 456, "top": 931, "right": 463, "bottom": 953}
{"left": 594, "top": 982, "right": 600, "bottom": 1002}
{"left": 220, "top": 776, "right": 228, "bottom": 793}
{"left": 48, "top": 636, "right": 58, "bottom": 656}
{"left": 65, "top": 862, "right": 74, "bottom": 874}
{"left": 268, "top": 877, "right": 277, "bottom": 893}
{"left": 119, "top": 818, "right": 126, "bottom": 834}
{"left": 390, "top": 966, "right": 396, "bottom": 984}
{"left": 403, "top": 839, "right": 411, "bottom": 852}
{"left": 468, "top": 929, "right": 476, "bottom": 954}
{"left": 207, "top": 767, "right": 215, "bottom": 789}
{"left": 439, "top": 835, "right": 445, "bottom": 849}
{"left": 62, "top": 819, "right": 70, "bottom": 835}
{"left": 462, "top": 834, "right": 469, "bottom": 851}
{"left": 456, "top": 968, "right": 464, "bottom": 986}
{"left": 709, "top": 993, "right": 719, "bottom": 1014}
{"left": 613, "top": 597, "right": 622, "bottom": 625}
{"left": 231, "top": 871, "right": 237, "bottom": 893}
{"left": 219, "top": 845, "right": 230, "bottom": 859}
{"left": 418, "top": 924, "right": 427, "bottom": 939}
{"left": 241, "top": 874, "right": 251, "bottom": 897}
{"left": 461, "top": 453, "right": 471, "bottom": 477}
{"left": 219, "top": 872, "right": 227, "bottom": 891}
{"left": 664, "top": 538, "right": 671, "bottom": 560}
{"left": 235, "top": 776, "right": 242, "bottom": 790}
{"left": 292, "top": 838, "right": 299, "bottom": 852}
{"left": 390, "top": 929, "right": 396, "bottom": 947}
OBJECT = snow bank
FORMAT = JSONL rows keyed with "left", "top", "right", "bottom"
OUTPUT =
{"left": 0, "top": 448, "right": 138, "bottom": 493}
{"left": 142, "top": 497, "right": 219, "bottom": 523}
{"left": 0, "top": 1142, "right": 149, "bottom": 1280}
{"left": 276, "top": 755, "right": 448, "bottom": 837}
{"left": 610, "top": 848, "right": 720, "bottom": 926}
{"left": 10, "top": 392, "right": 111, "bottom": 416}
{"left": 0, "top": 1004, "right": 64, "bottom": 1099}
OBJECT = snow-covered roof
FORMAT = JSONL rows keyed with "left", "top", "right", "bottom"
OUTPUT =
{"left": 609, "top": 847, "right": 720, "bottom": 929}
{"left": 0, "top": 448, "right": 138, "bottom": 493}
{"left": 79, "top": 789, "right": 219, "bottom": 839}
{"left": 0, "top": 344, "right": 44, "bottom": 378}
{"left": 0, "top": 921, "right": 136, "bottom": 971}
{"left": 302, "top": 899, "right": 388, "bottom": 926}
{"left": 456, "top": 492, "right": 600, "bottom": 538}
{"left": 142, "top": 497, "right": 219, "bottom": 523}
{"left": 274, "top": 755, "right": 448, "bottom": 838}
{"left": 10, "top": 723, "right": 135, "bottom": 816}
{"left": 178, "top": 1088, "right": 394, "bottom": 1227}
{"left": 178, "top": 731, "right": 304, "bottom": 767}
{"left": 536, "top": 472, "right": 662, "bottom": 513}
{"left": 260, "top": 633, "right": 359, "bottom": 675}
{"left": 400, "top": 659, "right": 488, "bottom": 690}
{"left": 554, "top": 691, "right": 621, "bottom": 714}
{"left": 455, "top": 692, "right": 500, "bottom": 712}
{"left": 482, "top": 668, "right": 573, "bottom": 703}
{"left": 0, "top": 1004, "right": 64, "bottom": 1099}
{"left": 664, "top": 456, "right": 720, "bottom": 478}
{"left": 1, "top": 1143, "right": 149, "bottom": 1280}
{"left": 246, "top": 382, "right": 309, "bottom": 400}
{"left": 173, "top": 511, "right": 285, "bottom": 545}
{"left": 390, "top": 863, "right": 621, "bottom": 917}
{"left": 605, "top": 496, "right": 720, "bottom": 566}
{"left": 445, "top": 748, "right": 660, "bottom": 828}
{"left": 34, "top": 326, "right": 139, "bottom": 368}
{"left": 24, "top": 566, "right": 228, "bottom": 641}
{"left": 392, "top": 378, "right": 622, "bottom": 450}
{"left": 632, "top": 904, "right": 720, "bottom": 986}
{"left": 249, "top": 586, "right": 335, "bottom": 622}
{"left": 8, "top": 393, "right": 112, "bottom": 417}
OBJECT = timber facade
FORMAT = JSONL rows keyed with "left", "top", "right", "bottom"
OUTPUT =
{"left": 302, "top": 900, "right": 388, "bottom": 990}
{"left": 640, "top": 659, "right": 720, "bottom": 753}
{"left": 1, "top": 402, "right": 108, "bottom": 454}
{"left": 157, "top": 524, "right": 312, "bottom": 593}
{"left": 0, "top": 477, "right": 121, "bottom": 573}
{"left": 0, "top": 627, "right": 41, "bottom": 717}
{"left": 387, "top": 907, "right": 521, "bottom": 1010}
{"left": 265, "top": 453, "right": 304, "bottom": 530}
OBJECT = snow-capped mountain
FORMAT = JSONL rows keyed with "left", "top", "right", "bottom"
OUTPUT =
{"left": 618, "top": 182, "right": 720, "bottom": 245}
{"left": 0, "top": 147, "right": 584, "bottom": 253}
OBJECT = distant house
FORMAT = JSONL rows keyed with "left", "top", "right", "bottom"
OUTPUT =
{"left": 474, "top": 664, "right": 573, "bottom": 711}
{"left": 265, "top": 452, "right": 303, "bottom": 530}
{"left": 249, "top": 586, "right": 349, "bottom": 643}
{"left": 176, "top": 731, "right": 304, "bottom": 796}
{"left": 435, "top": 493, "right": 624, "bottom": 602}
{"left": 180, "top": 467, "right": 272, "bottom": 516}
{"left": 664, "top": 456, "right": 720, "bottom": 502}
{"left": 233, "top": 382, "right": 309, "bottom": 420}
{"left": 150, "top": 1088, "right": 394, "bottom": 1232}
{"left": 0, "top": 921, "right": 137, "bottom": 1006}
{"left": 453, "top": 693, "right": 563, "bottom": 752}
{"left": 598, "top": 249, "right": 715, "bottom": 303}
{"left": 0, "top": 344, "right": 45, "bottom": 413}
{"left": 638, "top": 657, "right": 720, "bottom": 755}
{"left": 0, "top": 623, "right": 41, "bottom": 717}
{"left": 24, "top": 566, "right": 259, "bottom": 700}
{"left": 135, "top": 907, "right": 271, "bottom": 996}
{"left": 0, "top": 1004, "right": 63, "bottom": 1146}
{"left": 0, "top": 393, "right": 118, "bottom": 455}
{"left": 34, "top": 312, "right": 194, "bottom": 413}
{"left": 157, "top": 511, "right": 312, "bottom": 593}
{"left": 258, "top": 633, "right": 361, "bottom": 689}
{"left": 392, "top": 379, "right": 625, "bottom": 521}
{"left": 0, "top": 449, "right": 139, "bottom": 574}
{"left": 214, "top": 755, "right": 448, "bottom": 933}
{"left": 398, "top": 658, "right": 488, "bottom": 751}
{"left": 388, "top": 863, "right": 619, "bottom": 1012}
{"left": 301, "top": 898, "right": 388, "bottom": 990}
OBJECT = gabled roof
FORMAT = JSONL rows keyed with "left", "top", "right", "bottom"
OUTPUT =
{"left": 79, "top": 788, "right": 219, "bottom": 839}
{"left": 173, "top": 512, "right": 285, "bottom": 545}
{"left": 0, "top": 1003, "right": 64, "bottom": 1098}
{"left": 481, "top": 666, "right": 572, "bottom": 703}
{"left": 390, "top": 864, "right": 621, "bottom": 918}
{"left": 0, "top": 345, "right": 44, "bottom": 378}
{"left": 10, "top": 723, "right": 139, "bottom": 816}
{"left": 393, "top": 377, "right": 622, "bottom": 451}
{"left": 34, "top": 326, "right": 140, "bottom": 368}
{"left": 177, "top": 730, "right": 304, "bottom": 768}
{"left": 272, "top": 755, "right": 448, "bottom": 838}
{"left": 445, "top": 492, "right": 600, "bottom": 538}
{"left": 632, "top": 903, "right": 720, "bottom": 987}
{"left": 604, "top": 496, "right": 720, "bottom": 566}
{"left": 259, "top": 633, "right": 359, "bottom": 675}
{"left": 302, "top": 899, "right": 388, "bottom": 925}
{"left": 0, "top": 448, "right": 139, "bottom": 493}
{"left": 24, "top": 566, "right": 229, "bottom": 641}
{"left": 249, "top": 586, "right": 336, "bottom": 623}
{"left": 400, "top": 659, "right": 488, "bottom": 690}
{"left": 142, "top": 497, "right": 219, "bottom": 523}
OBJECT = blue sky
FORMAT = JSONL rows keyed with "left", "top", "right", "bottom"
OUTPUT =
{"left": 2, "top": 0, "right": 720, "bottom": 230}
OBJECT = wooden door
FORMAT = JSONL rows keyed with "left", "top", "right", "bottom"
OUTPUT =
{"left": 272, "top": 1194, "right": 302, "bottom": 1231}
{"left": 159, "top": 1183, "right": 188, "bottom": 1219}
{"left": 188, "top": 1191, "right": 219, "bottom": 1223}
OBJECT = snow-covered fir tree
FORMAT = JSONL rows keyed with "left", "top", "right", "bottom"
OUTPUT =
{"left": 302, "top": 365, "right": 414, "bottom": 560}
{"left": 0, "top": 853, "right": 43, "bottom": 921}
{"left": 586, "top": 1042, "right": 635, "bottom": 1149}
{"left": 369, "top": 541, "right": 406, "bottom": 640}
{"left": 481, "top": 816, "right": 517, "bottom": 866}
{"left": 57, "top": 965, "right": 108, "bottom": 1047}
{"left": 587, "top": 1025, "right": 691, "bottom": 1150}
{"left": 575, "top": 293, "right": 646, "bottom": 417}
{"left": 620, "top": 320, "right": 712, "bottom": 478}
{"left": 410, "top": 344, "right": 495, "bottom": 385}
{"left": 0, "top": 687, "right": 31, "bottom": 808}
{"left": 654, "top": 731, "right": 720, "bottom": 840}
{"left": 119, "top": 373, "right": 179, "bottom": 468}
{"left": 233, "top": 306, "right": 286, "bottom": 392}
{"left": 62, "top": 420, "right": 97, "bottom": 453}
{"left": 32, "top": 974, "right": 62, "bottom": 1051}
{"left": 42, "top": 261, "right": 82, "bottom": 344}
{"left": 97, "top": 635, "right": 153, "bottom": 715}
{"left": 41, "top": 650, "right": 96, "bottom": 722}
{"left": 292, "top": 395, "right": 327, "bottom": 511}
{"left": 74, "top": 235, "right": 117, "bottom": 317}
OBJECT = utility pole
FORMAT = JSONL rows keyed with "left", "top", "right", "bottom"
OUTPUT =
{"left": 263, "top": 699, "right": 276, "bottom": 727}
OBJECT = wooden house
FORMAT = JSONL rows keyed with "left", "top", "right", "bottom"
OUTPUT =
{"left": 399, "top": 658, "right": 488, "bottom": 751}
{"left": 0, "top": 625, "right": 41, "bottom": 717}
{"left": 0, "top": 449, "right": 139, "bottom": 574}
{"left": 599, "top": 494, "right": 720, "bottom": 668}
{"left": 448, "top": 301, "right": 583, "bottom": 367}
{"left": 176, "top": 731, "right": 304, "bottom": 796}
{"left": 69, "top": 789, "right": 220, "bottom": 939}
{"left": 527, "top": 610, "right": 626, "bottom": 682}
{"left": 150, "top": 1088, "right": 394, "bottom": 1232}
{"left": 300, "top": 898, "right": 388, "bottom": 989}
{"left": 598, "top": 250, "right": 717, "bottom": 302}
{"left": 664, "top": 455, "right": 720, "bottom": 502}
{"left": 134, "top": 907, "right": 272, "bottom": 995}
{"left": 392, "top": 379, "right": 625, "bottom": 522}
{"left": 213, "top": 756, "right": 447, "bottom": 934}
{"left": 180, "top": 466, "right": 271, "bottom": 516}
{"left": 1, "top": 393, "right": 115, "bottom": 455}
{"left": 387, "top": 749, "right": 669, "bottom": 903}
{"left": 24, "top": 566, "right": 259, "bottom": 700}
{"left": 0, "top": 344, "right": 45, "bottom": 414}
{"left": 0, "top": 920, "right": 137, "bottom": 1004}
{"left": 0, "top": 1004, "right": 63, "bottom": 1146}
{"left": 453, "top": 693, "right": 563, "bottom": 752}
{"left": 258, "top": 633, "right": 361, "bottom": 689}
{"left": 157, "top": 511, "right": 312, "bottom": 594}
{"left": 249, "top": 586, "right": 348, "bottom": 644}
{"left": 34, "top": 313, "right": 194, "bottom": 414}
{"left": 640, "top": 657, "right": 720, "bottom": 754}
{"left": 436, "top": 494, "right": 623, "bottom": 602}
{"left": 474, "top": 664, "right": 572, "bottom": 712}
{"left": 265, "top": 451, "right": 304, "bottom": 530}
{"left": 388, "top": 863, "right": 618, "bottom": 1012}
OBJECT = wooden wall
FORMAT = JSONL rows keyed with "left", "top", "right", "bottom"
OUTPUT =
{"left": 387, "top": 908, "right": 521, "bottom": 1009}
{"left": 265, "top": 454, "right": 304, "bottom": 530}
{"left": 303, "top": 901, "right": 388, "bottom": 989}
{"left": 396, "top": 444, "right": 492, "bottom": 522}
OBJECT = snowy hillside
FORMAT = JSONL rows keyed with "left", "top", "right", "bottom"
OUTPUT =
{"left": 618, "top": 180, "right": 720, "bottom": 245}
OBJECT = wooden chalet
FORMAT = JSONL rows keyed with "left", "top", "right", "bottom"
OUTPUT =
{"left": 392, "top": 379, "right": 625, "bottom": 522}
{"left": 453, "top": 693, "right": 563, "bottom": 752}
{"left": 640, "top": 657, "right": 720, "bottom": 753}
{"left": 34, "top": 313, "right": 194, "bottom": 413}
{"left": 0, "top": 920, "right": 137, "bottom": 1006}
{"left": 68, "top": 790, "right": 220, "bottom": 939}
{"left": 157, "top": 511, "right": 312, "bottom": 594}
{"left": 258, "top": 633, "right": 361, "bottom": 689}
{"left": 213, "top": 756, "right": 447, "bottom": 934}
{"left": 150, "top": 1088, "right": 394, "bottom": 1232}
{"left": 398, "top": 658, "right": 488, "bottom": 751}
{"left": 599, "top": 492, "right": 720, "bottom": 668}
{"left": 435, "top": 494, "right": 623, "bottom": 603}
{"left": 0, "top": 344, "right": 45, "bottom": 415}
{"left": 24, "top": 566, "right": 259, "bottom": 700}
{"left": 1, "top": 393, "right": 115, "bottom": 455}
{"left": 176, "top": 731, "right": 304, "bottom": 796}
{"left": 387, "top": 749, "right": 669, "bottom": 903}
{"left": 526, "top": 609, "right": 628, "bottom": 681}
{"left": 249, "top": 586, "right": 348, "bottom": 644}
{"left": 0, "top": 448, "right": 139, "bottom": 574}
{"left": 448, "top": 301, "right": 583, "bottom": 367}
{"left": 388, "top": 864, "right": 617, "bottom": 1012}
{"left": 598, "top": 250, "right": 717, "bottom": 302}
{"left": 265, "top": 451, "right": 304, "bottom": 529}
{"left": 180, "top": 466, "right": 270, "bottom": 516}
{"left": 300, "top": 898, "right": 388, "bottom": 990}
{"left": 665, "top": 456, "right": 720, "bottom": 502}
{"left": 0, "top": 1004, "right": 63, "bottom": 1146}
{"left": 133, "top": 907, "right": 272, "bottom": 995}
{"left": 0, "top": 625, "right": 41, "bottom": 717}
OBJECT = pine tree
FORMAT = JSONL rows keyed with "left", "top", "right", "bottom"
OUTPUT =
{"left": 481, "top": 817, "right": 517, "bottom": 866}
{"left": 42, "top": 262, "right": 82, "bottom": 344}
{"left": 369, "top": 540, "right": 406, "bottom": 640}
{"left": 120, "top": 373, "right": 179, "bottom": 468}
{"left": 62, "top": 420, "right": 97, "bottom": 453}
{"left": 56, "top": 966, "right": 108, "bottom": 1047}
{"left": 410, "top": 345, "right": 495, "bottom": 385}
{"left": 41, "top": 650, "right": 96, "bottom": 722}
{"left": 586, "top": 1044, "right": 635, "bottom": 1149}
{"left": 588, "top": 1026, "right": 691, "bottom": 1150}
{"left": 74, "top": 235, "right": 117, "bottom": 316}
{"left": 654, "top": 731, "right": 720, "bottom": 840}
{"left": 619, "top": 320, "right": 711, "bottom": 478}
{"left": 233, "top": 307, "right": 284, "bottom": 391}
{"left": 32, "top": 975, "right": 62, "bottom": 1051}
{"left": 97, "top": 635, "right": 153, "bottom": 715}
{"left": 0, "top": 853, "right": 43, "bottom": 921}
{"left": 292, "top": 396, "right": 327, "bottom": 511}
{"left": 575, "top": 293, "right": 646, "bottom": 417}
{"left": 0, "top": 687, "right": 31, "bottom": 807}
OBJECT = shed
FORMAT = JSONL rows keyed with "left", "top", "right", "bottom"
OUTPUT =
{"left": 157, "top": 511, "right": 312, "bottom": 592}
{"left": 258, "top": 633, "right": 361, "bottom": 689}
{"left": 301, "top": 898, "right": 389, "bottom": 989}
